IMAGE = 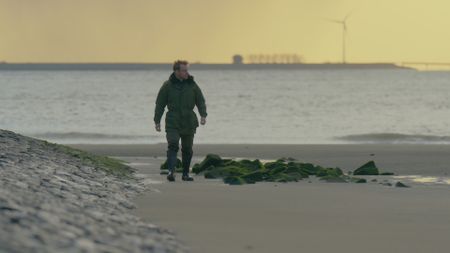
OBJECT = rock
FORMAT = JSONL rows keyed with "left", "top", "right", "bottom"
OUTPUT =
{"left": 240, "top": 171, "right": 269, "bottom": 182}
{"left": 204, "top": 166, "right": 250, "bottom": 179}
{"left": 277, "top": 157, "right": 297, "bottom": 162}
{"left": 395, "top": 181, "right": 410, "bottom": 188}
{"left": 159, "top": 158, "right": 183, "bottom": 172}
{"left": 297, "top": 163, "right": 321, "bottom": 176}
{"left": 0, "top": 129, "right": 188, "bottom": 253}
{"left": 223, "top": 176, "right": 248, "bottom": 185}
{"left": 319, "top": 175, "right": 349, "bottom": 183}
{"left": 75, "top": 238, "right": 96, "bottom": 251}
{"left": 353, "top": 161, "right": 379, "bottom": 175}
{"left": 185, "top": 153, "right": 399, "bottom": 188}
{"left": 264, "top": 160, "right": 287, "bottom": 173}
{"left": 351, "top": 177, "right": 367, "bottom": 183}
{"left": 316, "top": 167, "right": 344, "bottom": 178}
{"left": 284, "top": 163, "right": 311, "bottom": 178}
{"left": 268, "top": 173, "right": 300, "bottom": 183}
{"left": 192, "top": 153, "right": 224, "bottom": 174}
{"left": 237, "top": 159, "right": 264, "bottom": 171}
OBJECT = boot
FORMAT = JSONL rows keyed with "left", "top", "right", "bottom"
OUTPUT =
{"left": 181, "top": 151, "right": 194, "bottom": 181}
{"left": 166, "top": 150, "right": 178, "bottom": 182}
{"left": 167, "top": 171, "right": 175, "bottom": 182}
{"left": 182, "top": 174, "right": 193, "bottom": 181}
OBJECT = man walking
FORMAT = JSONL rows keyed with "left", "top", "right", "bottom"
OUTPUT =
{"left": 154, "top": 60, "right": 207, "bottom": 182}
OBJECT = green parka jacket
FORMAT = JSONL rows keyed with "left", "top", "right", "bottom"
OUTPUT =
{"left": 154, "top": 72, "right": 207, "bottom": 134}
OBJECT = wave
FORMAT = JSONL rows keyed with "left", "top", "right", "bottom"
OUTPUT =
{"left": 336, "top": 133, "right": 450, "bottom": 144}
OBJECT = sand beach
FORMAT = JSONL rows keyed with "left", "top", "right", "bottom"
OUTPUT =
{"left": 70, "top": 143, "right": 450, "bottom": 253}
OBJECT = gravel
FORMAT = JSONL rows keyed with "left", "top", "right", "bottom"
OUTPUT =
{"left": 0, "top": 129, "right": 189, "bottom": 253}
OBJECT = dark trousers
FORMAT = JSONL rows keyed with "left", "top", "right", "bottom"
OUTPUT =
{"left": 166, "top": 128, "right": 194, "bottom": 174}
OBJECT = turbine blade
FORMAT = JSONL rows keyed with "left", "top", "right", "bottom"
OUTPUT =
{"left": 344, "top": 8, "right": 357, "bottom": 21}
{"left": 322, "top": 18, "right": 343, "bottom": 24}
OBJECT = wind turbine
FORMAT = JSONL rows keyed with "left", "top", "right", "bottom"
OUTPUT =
{"left": 324, "top": 11, "right": 353, "bottom": 64}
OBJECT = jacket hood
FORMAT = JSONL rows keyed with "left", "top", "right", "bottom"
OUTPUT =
{"left": 169, "top": 72, "right": 194, "bottom": 83}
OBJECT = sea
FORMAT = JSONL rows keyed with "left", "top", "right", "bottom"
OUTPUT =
{"left": 1, "top": 69, "right": 450, "bottom": 145}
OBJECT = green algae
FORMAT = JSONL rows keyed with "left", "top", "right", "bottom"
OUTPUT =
{"left": 353, "top": 160, "right": 395, "bottom": 176}
{"left": 42, "top": 140, "right": 135, "bottom": 179}
{"left": 160, "top": 158, "right": 184, "bottom": 173}
{"left": 190, "top": 154, "right": 360, "bottom": 185}
{"left": 350, "top": 177, "right": 367, "bottom": 183}
{"left": 395, "top": 181, "right": 410, "bottom": 188}
{"left": 353, "top": 161, "right": 379, "bottom": 175}
{"left": 320, "top": 175, "right": 349, "bottom": 183}
{"left": 163, "top": 153, "right": 400, "bottom": 186}
{"left": 223, "top": 176, "right": 249, "bottom": 185}
{"left": 192, "top": 154, "right": 224, "bottom": 174}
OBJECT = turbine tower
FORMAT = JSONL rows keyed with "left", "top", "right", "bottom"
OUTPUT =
{"left": 325, "top": 11, "right": 353, "bottom": 64}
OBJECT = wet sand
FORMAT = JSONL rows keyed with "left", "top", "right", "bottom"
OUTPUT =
{"left": 69, "top": 144, "right": 450, "bottom": 253}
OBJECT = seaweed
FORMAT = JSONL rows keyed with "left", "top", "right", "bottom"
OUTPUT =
{"left": 353, "top": 160, "right": 395, "bottom": 176}
{"left": 395, "top": 181, "right": 410, "bottom": 188}
{"left": 171, "top": 153, "right": 399, "bottom": 186}
{"left": 160, "top": 158, "right": 184, "bottom": 173}
{"left": 42, "top": 140, "right": 135, "bottom": 179}
{"left": 353, "top": 161, "right": 379, "bottom": 175}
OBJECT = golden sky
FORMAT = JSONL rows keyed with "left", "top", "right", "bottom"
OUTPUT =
{"left": 0, "top": 0, "right": 449, "bottom": 63}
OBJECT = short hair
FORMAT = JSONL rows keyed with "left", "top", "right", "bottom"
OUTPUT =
{"left": 173, "top": 60, "right": 189, "bottom": 71}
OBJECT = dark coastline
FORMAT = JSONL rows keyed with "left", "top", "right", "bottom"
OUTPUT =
{"left": 0, "top": 62, "right": 413, "bottom": 71}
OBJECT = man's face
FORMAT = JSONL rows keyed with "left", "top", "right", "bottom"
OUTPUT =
{"left": 176, "top": 64, "right": 189, "bottom": 80}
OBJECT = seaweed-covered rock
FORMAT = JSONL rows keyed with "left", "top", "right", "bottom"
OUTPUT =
{"left": 264, "top": 160, "right": 287, "bottom": 172}
{"left": 241, "top": 171, "right": 270, "bottom": 182}
{"left": 395, "top": 181, "right": 410, "bottom": 188}
{"left": 297, "top": 163, "right": 320, "bottom": 175}
{"left": 265, "top": 161, "right": 315, "bottom": 178}
{"left": 160, "top": 158, "right": 183, "bottom": 172}
{"left": 192, "top": 153, "right": 224, "bottom": 174}
{"left": 204, "top": 166, "right": 250, "bottom": 179}
{"left": 176, "top": 153, "right": 397, "bottom": 186}
{"left": 267, "top": 173, "right": 300, "bottom": 183}
{"left": 193, "top": 154, "right": 346, "bottom": 184}
{"left": 238, "top": 159, "right": 264, "bottom": 171}
{"left": 319, "top": 175, "right": 349, "bottom": 183}
{"left": 353, "top": 161, "right": 379, "bottom": 175}
{"left": 380, "top": 181, "right": 392, "bottom": 186}
{"left": 317, "top": 169, "right": 348, "bottom": 183}
{"left": 284, "top": 163, "right": 312, "bottom": 178}
{"left": 223, "top": 176, "right": 249, "bottom": 185}
{"left": 350, "top": 177, "right": 367, "bottom": 183}
{"left": 316, "top": 167, "right": 344, "bottom": 178}
{"left": 276, "top": 157, "right": 297, "bottom": 162}
{"left": 283, "top": 172, "right": 305, "bottom": 181}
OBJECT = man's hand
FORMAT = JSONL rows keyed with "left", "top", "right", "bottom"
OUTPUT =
{"left": 155, "top": 123, "right": 161, "bottom": 132}
{"left": 200, "top": 117, "right": 206, "bottom": 125}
